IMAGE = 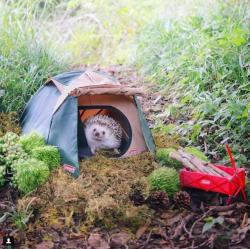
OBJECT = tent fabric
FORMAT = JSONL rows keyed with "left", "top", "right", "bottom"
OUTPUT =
{"left": 51, "top": 70, "right": 144, "bottom": 114}
{"left": 20, "top": 83, "right": 60, "bottom": 140}
{"left": 21, "top": 70, "right": 155, "bottom": 177}
{"left": 134, "top": 96, "right": 156, "bottom": 154}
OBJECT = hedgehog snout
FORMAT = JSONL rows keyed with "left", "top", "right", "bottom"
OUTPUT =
{"left": 93, "top": 128, "right": 106, "bottom": 139}
{"left": 95, "top": 131, "right": 101, "bottom": 137}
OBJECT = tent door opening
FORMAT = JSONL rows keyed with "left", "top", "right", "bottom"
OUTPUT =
{"left": 77, "top": 105, "right": 132, "bottom": 159}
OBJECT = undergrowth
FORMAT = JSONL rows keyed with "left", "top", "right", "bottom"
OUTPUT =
{"left": 136, "top": 1, "right": 250, "bottom": 165}
{"left": 0, "top": 1, "right": 67, "bottom": 113}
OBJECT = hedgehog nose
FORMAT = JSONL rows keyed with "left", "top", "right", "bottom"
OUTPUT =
{"left": 95, "top": 132, "right": 100, "bottom": 137}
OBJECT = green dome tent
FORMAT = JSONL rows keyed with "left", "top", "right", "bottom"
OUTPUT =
{"left": 21, "top": 70, "right": 155, "bottom": 177}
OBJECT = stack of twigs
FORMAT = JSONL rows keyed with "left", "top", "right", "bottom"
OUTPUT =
{"left": 170, "top": 149, "right": 231, "bottom": 178}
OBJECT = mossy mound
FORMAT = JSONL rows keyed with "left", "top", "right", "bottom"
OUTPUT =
{"left": 19, "top": 132, "right": 45, "bottom": 154}
{"left": 13, "top": 158, "right": 50, "bottom": 194}
{"left": 152, "top": 131, "right": 179, "bottom": 149}
{"left": 148, "top": 167, "right": 180, "bottom": 197}
{"left": 156, "top": 148, "right": 182, "bottom": 169}
{"left": 184, "top": 146, "right": 208, "bottom": 161}
{"left": 24, "top": 152, "right": 157, "bottom": 232}
{"left": 31, "top": 146, "right": 61, "bottom": 170}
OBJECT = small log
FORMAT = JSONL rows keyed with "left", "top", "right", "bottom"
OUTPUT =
{"left": 170, "top": 152, "right": 201, "bottom": 172}
{"left": 171, "top": 150, "right": 232, "bottom": 178}
{"left": 205, "top": 163, "right": 231, "bottom": 178}
{"left": 178, "top": 150, "right": 218, "bottom": 175}
{"left": 178, "top": 149, "right": 230, "bottom": 177}
{"left": 191, "top": 157, "right": 220, "bottom": 176}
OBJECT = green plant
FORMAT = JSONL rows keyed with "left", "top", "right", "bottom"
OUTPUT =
{"left": 136, "top": 1, "right": 250, "bottom": 165}
{"left": 1, "top": 132, "right": 19, "bottom": 145}
{"left": 13, "top": 158, "right": 50, "bottom": 194}
{"left": 202, "top": 216, "right": 224, "bottom": 234}
{"left": 31, "top": 145, "right": 61, "bottom": 170}
{"left": 0, "top": 2, "right": 67, "bottom": 113}
{"left": 148, "top": 167, "right": 179, "bottom": 197}
{"left": 0, "top": 166, "right": 5, "bottom": 187}
{"left": 0, "top": 132, "right": 29, "bottom": 184}
{"left": 0, "top": 198, "right": 36, "bottom": 230}
{"left": 156, "top": 148, "right": 182, "bottom": 169}
{"left": 19, "top": 132, "right": 45, "bottom": 154}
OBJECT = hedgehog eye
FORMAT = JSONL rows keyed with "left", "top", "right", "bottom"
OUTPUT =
{"left": 102, "top": 131, "right": 105, "bottom": 135}
{"left": 93, "top": 128, "right": 96, "bottom": 132}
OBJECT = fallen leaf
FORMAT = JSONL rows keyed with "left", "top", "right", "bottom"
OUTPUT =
{"left": 136, "top": 222, "right": 150, "bottom": 239}
{"left": 35, "top": 241, "right": 54, "bottom": 249}
{"left": 110, "top": 231, "right": 130, "bottom": 248}
{"left": 87, "top": 233, "right": 109, "bottom": 249}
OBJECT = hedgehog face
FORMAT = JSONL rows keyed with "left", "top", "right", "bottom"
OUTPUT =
{"left": 90, "top": 124, "right": 113, "bottom": 141}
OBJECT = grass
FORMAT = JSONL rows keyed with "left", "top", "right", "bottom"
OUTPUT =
{"left": 136, "top": 0, "right": 250, "bottom": 165}
{"left": 0, "top": 1, "right": 67, "bottom": 113}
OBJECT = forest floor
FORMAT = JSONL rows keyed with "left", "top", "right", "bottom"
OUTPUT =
{"left": 0, "top": 66, "right": 250, "bottom": 249}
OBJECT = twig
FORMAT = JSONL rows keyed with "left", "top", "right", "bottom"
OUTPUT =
{"left": 188, "top": 207, "right": 216, "bottom": 238}
{"left": 139, "top": 229, "right": 152, "bottom": 249}
{"left": 153, "top": 95, "right": 162, "bottom": 105}
{"left": 172, "top": 214, "right": 195, "bottom": 239}
{"left": 204, "top": 140, "right": 208, "bottom": 154}
{"left": 241, "top": 213, "right": 248, "bottom": 228}
{"left": 208, "top": 203, "right": 237, "bottom": 212}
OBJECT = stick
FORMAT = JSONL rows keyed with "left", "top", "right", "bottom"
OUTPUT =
{"left": 205, "top": 163, "right": 231, "bottom": 178}
{"left": 177, "top": 150, "right": 230, "bottom": 177}
{"left": 178, "top": 150, "right": 217, "bottom": 175}
{"left": 170, "top": 152, "right": 201, "bottom": 172}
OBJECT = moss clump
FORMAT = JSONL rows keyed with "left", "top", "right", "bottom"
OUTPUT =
{"left": 0, "top": 112, "right": 21, "bottom": 137}
{"left": 152, "top": 131, "right": 179, "bottom": 149}
{"left": 25, "top": 152, "right": 156, "bottom": 232}
{"left": 0, "top": 166, "right": 5, "bottom": 186}
{"left": 148, "top": 167, "right": 179, "bottom": 197}
{"left": 184, "top": 146, "right": 208, "bottom": 161}
{"left": 156, "top": 148, "right": 182, "bottom": 169}
{"left": 31, "top": 146, "right": 61, "bottom": 170}
{"left": 13, "top": 158, "right": 50, "bottom": 194}
{"left": 1, "top": 132, "right": 20, "bottom": 145}
{"left": 19, "top": 132, "right": 45, "bottom": 154}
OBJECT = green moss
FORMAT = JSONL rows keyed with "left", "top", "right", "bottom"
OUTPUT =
{"left": 31, "top": 146, "right": 61, "bottom": 170}
{"left": 2, "top": 132, "right": 20, "bottom": 145}
{"left": 19, "top": 132, "right": 45, "bottom": 154}
{"left": 156, "top": 148, "right": 182, "bottom": 169}
{"left": 0, "top": 166, "right": 5, "bottom": 187}
{"left": 152, "top": 131, "right": 179, "bottom": 149}
{"left": 0, "top": 113, "right": 21, "bottom": 137}
{"left": 184, "top": 146, "right": 208, "bottom": 161}
{"left": 13, "top": 158, "right": 50, "bottom": 194}
{"left": 148, "top": 167, "right": 179, "bottom": 197}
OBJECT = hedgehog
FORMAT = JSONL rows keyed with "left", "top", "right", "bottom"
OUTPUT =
{"left": 84, "top": 115, "right": 123, "bottom": 155}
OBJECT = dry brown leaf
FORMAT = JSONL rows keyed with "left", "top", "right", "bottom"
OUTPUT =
{"left": 110, "top": 231, "right": 131, "bottom": 248}
{"left": 35, "top": 241, "right": 54, "bottom": 249}
{"left": 87, "top": 233, "right": 110, "bottom": 249}
{"left": 136, "top": 222, "right": 150, "bottom": 239}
